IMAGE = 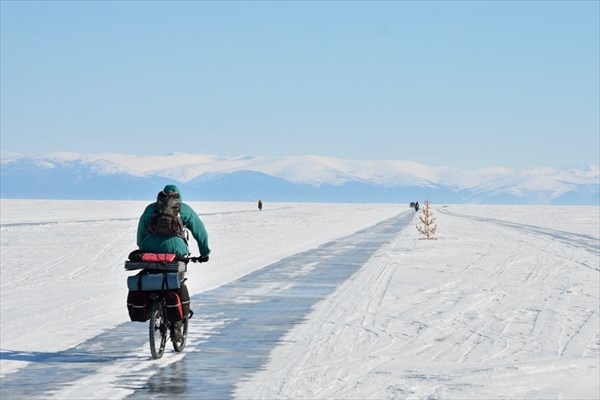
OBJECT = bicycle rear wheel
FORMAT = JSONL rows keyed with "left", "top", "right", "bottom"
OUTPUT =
{"left": 172, "top": 318, "right": 188, "bottom": 352}
{"left": 149, "top": 300, "right": 167, "bottom": 359}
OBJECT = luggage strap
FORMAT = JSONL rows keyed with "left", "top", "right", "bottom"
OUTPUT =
{"left": 136, "top": 270, "right": 148, "bottom": 292}
{"left": 161, "top": 272, "right": 177, "bottom": 291}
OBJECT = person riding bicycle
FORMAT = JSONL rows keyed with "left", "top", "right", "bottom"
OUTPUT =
{"left": 136, "top": 184, "right": 210, "bottom": 339}
{"left": 137, "top": 184, "right": 210, "bottom": 260}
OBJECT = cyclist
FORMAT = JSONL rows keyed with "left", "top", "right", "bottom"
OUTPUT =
{"left": 136, "top": 184, "right": 211, "bottom": 339}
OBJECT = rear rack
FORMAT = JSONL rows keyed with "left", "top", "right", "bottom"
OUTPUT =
{"left": 124, "top": 260, "right": 187, "bottom": 273}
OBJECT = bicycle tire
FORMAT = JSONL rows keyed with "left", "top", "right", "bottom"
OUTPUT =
{"left": 172, "top": 318, "right": 188, "bottom": 352}
{"left": 149, "top": 300, "right": 167, "bottom": 359}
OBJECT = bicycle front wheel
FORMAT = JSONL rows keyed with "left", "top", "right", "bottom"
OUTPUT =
{"left": 149, "top": 300, "right": 167, "bottom": 359}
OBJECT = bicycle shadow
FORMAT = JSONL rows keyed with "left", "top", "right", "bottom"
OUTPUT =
{"left": 0, "top": 346, "right": 148, "bottom": 400}
{"left": 1, "top": 322, "right": 149, "bottom": 367}
{"left": 0, "top": 349, "right": 135, "bottom": 364}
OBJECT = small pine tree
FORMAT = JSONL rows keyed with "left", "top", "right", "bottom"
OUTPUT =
{"left": 416, "top": 200, "right": 437, "bottom": 240}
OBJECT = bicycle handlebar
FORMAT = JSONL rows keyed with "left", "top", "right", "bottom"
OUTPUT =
{"left": 185, "top": 256, "right": 209, "bottom": 263}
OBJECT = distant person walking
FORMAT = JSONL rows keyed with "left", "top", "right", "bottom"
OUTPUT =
{"left": 258, "top": 199, "right": 263, "bottom": 211}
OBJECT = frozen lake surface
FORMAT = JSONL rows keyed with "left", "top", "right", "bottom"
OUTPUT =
{"left": 1, "top": 201, "right": 598, "bottom": 399}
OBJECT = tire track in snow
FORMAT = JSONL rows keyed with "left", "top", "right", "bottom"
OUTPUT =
{"left": 0, "top": 220, "right": 134, "bottom": 290}
{"left": 0, "top": 206, "right": 292, "bottom": 229}
{"left": 0, "top": 218, "right": 138, "bottom": 229}
{"left": 429, "top": 208, "right": 599, "bottom": 364}
{"left": 438, "top": 209, "right": 600, "bottom": 260}
{"left": 0, "top": 211, "right": 414, "bottom": 400}
{"left": 232, "top": 205, "right": 599, "bottom": 399}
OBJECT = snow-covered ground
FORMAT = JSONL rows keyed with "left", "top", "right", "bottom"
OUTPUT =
{"left": 1, "top": 200, "right": 598, "bottom": 399}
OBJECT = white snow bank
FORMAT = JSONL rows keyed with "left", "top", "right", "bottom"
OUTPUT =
{"left": 234, "top": 205, "right": 600, "bottom": 399}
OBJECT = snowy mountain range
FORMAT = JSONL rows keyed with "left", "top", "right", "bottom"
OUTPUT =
{"left": 1, "top": 152, "right": 598, "bottom": 204}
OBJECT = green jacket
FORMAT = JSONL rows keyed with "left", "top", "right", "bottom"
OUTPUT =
{"left": 136, "top": 185, "right": 211, "bottom": 258}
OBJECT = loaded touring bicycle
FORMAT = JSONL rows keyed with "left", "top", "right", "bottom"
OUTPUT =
{"left": 125, "top": 252, "right": 205, "bottom": 359}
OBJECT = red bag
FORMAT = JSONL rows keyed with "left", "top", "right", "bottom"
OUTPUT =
{"left": 141, "top": 253, "right": 177, "bottom": 262}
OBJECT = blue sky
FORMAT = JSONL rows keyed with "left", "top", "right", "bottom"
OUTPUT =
{"left": 1, "top": 1, "right": 598, "bottom": 169}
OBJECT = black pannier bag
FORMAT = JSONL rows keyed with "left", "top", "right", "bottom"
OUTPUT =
{"left": 165, "top": 291, "right": 184, "bottom": 322}
{"left": 179, "top": 284, "right": 191, "bottom": 319}
{"left": 127, "top": 291, "right": 150, "bottom": 322}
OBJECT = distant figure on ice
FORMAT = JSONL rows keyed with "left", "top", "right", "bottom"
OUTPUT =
{"left": 415, "top": 201, "right": 419, "bottom": 212}
{"left": 258, "top": 199, "right": 263, "bottom": 211}
{"left": 410, "top": 201, "right": 420, "bottom": 212}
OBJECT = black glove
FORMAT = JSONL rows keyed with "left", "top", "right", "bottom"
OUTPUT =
{"left": 198, "top": 255, "right": 209, "bottom": 263}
